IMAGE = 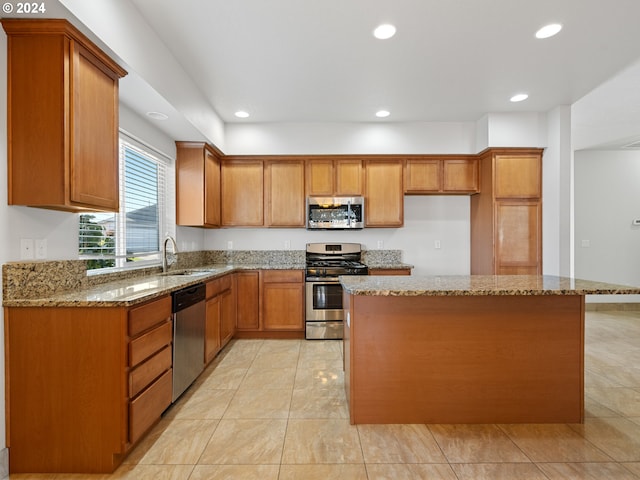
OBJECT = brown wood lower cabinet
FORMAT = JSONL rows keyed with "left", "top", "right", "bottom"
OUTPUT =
{"left": 368, "top": 268, "right": 412, "bottom": 276}
{"left": 261, "top": 270, "right": 304, "bottom": 331}
{"left": 4, "top": 295, "right": 173, "bottom": 474}
{"left": 235, "top": 269, "right": 305, "bottom": 339}
{"left": 235, "top": 271, "right": 260, "bottom": 331}
{"left": 205, "top": 273, "right": 237, "bottom": 364}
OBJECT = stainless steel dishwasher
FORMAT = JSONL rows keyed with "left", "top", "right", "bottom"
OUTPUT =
{"left": 172, "top": 283, "right": 206, "bottom": 402}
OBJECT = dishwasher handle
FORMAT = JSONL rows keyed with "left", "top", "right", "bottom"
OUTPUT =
{"left": 172, "top": 283, "right": 206, "bottom": 312}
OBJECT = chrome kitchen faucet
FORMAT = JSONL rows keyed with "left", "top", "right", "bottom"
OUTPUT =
{"left": 162, "top": 236, "right": 178, "bottom": 273}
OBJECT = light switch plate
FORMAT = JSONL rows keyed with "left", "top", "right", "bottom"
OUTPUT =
{"left": 20, "top": 238, "right": 34, "bottom": 260}
{"left": 35, "top": 239, "right": 47, "bottom": 259}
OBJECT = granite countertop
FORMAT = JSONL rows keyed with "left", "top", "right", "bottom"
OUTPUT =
{"left": 340, "top": 274, "right": 640, "bottom": 296}
{"left": 4, "top": 263, "right": 305, "bottom": 308}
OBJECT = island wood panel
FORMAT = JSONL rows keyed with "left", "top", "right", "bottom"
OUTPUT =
{"left": 345, "top": 294, "right": 584, "bottom": 424}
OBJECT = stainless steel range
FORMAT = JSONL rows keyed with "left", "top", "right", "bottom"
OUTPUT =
{"left": 305, "top": 242, "right": 368, "bottom": 340}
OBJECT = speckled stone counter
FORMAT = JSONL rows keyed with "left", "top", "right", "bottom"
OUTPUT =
{"left": 3, "top": 263, "right": 305, "bottom": 307}
{"left": 3, "top": 247, "right": 409, "bottom": 307}
{"left": 341, "top": 274, "right": 640, "bottom": 296}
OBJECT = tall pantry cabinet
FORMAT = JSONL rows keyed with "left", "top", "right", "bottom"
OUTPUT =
{"left": 470, "top": 148, "right": 543, "bottom": 275}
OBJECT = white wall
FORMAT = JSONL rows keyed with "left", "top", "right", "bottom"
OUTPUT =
{"left": 0, "top": 25, "right": 7, "bottom": 456}
{"left": 205, "top": 195, "right": 471, "bottom": 275}
{"left": 543, "top": 106, "right": 573, "bottom": 276}
{"left": 225, "top": 121, "right": 478, "bottom": 155}
{"left": 574, "top": 150, "right": 640, "bottom": 302}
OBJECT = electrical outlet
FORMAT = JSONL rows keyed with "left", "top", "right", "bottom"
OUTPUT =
{"left": 20, "top": 238, "right": 34, "bottom": 260}
{"left": 377, "top": 240, "right": 384, "bottom": 249}
{"left": 35, "top": 239, "right": 47, "bottom": 259}
{"left": 284, "top": 240, "right": 291, "bottom": 249}
{"left": 434, "top": 240, "right": 441, "bottom": 249}
{"left": 227, "top": 240, "right": 233, "bottom": 250}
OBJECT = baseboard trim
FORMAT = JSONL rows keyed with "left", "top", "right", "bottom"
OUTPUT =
{"left": 585, "top": 303, "right": 640, "bottom": 311}
{"left": 0, "top": 447, "right": 8, "bottom": 479}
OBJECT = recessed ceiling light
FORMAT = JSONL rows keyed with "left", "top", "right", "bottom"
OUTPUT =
{"left": 146, "top": 111, "right": 168, "bottom": 121}
{"left": 535, "top": 23, "right": 562, "bottom": 39}
{"left": 510, "top": 93, "right": 529, "bottom": 103}
{"left": 373, "top": 24, "right": 396, "bottom": 40}
{"left": 375, "top": 110, "right": 391, "bottom": 118}
{"left": 234, "top": 110, "right": 250, "bottom": 118}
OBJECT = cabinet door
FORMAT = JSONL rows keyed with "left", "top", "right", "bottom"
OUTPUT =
{"left": 306, "top": 158, "right": 334, "bottom": 196}
{"left": 204, "top": 150, "right": 221, "bottom": 226}
{"left": 235, "top": 271, "right": 260, "bottom": 330}
{"left": 176, "top": 143, "right": 221, "bottom": 227}
{"left": 221, "top": 160, "right": 264, "bottom": 226}
{"left": 205, "top": 296, "right": 221, "bottom": 364}
{"left": 265, "top": 160, "right": 305, "bottom": 227}
{"left": 404, "top": 159, "right": 441, "bottom": 193}
{"left": 443, "top": 158, "right": 479, "bottom": 193}
{"left": 3, "top": 20, "right": 125, "bottom": 213}
{"left": 220, "top": 288, "right": 236, "bottom": 347}
{"left": 261, "top": 270, "right": 304, "bottom": 331}
{"left": 495, "top": 200, "right": 542, "bottom": 274}
{"left": 70, "top": 42, "right": 120, "bottom": 210}
{"left": 335, "top": 159, "right": 364, "bottom": 195}
{"left": 365, "top": 160, "right": 404, "bottom": 227}
{"left": 494, "top": 154, "right": 541, "bottom": 199}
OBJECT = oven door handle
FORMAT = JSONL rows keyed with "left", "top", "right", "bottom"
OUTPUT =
{"left": 306, "top": 277, "right": 340, "bottom": 283}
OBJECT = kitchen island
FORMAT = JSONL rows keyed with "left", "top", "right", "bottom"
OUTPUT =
{"left": 341, "top": 275, "right": 640, "bottom": 425}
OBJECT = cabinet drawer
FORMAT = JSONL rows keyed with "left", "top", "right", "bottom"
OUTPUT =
{"left": 129, "top": 320, "right": 173, "bottom": 367}
{"left": 262, "top": 270, "right": 303, "bottom": 283}
{"left": 129, "top": 345, "right": 172, "bottom": 398}
{"left": 206, "top": 274, "right": 232, "bottom": 298}
{"left": 369, "top": 268, "right": 411, "bottom": 276}
{"left": 129, "top": 368, "right": 172, "bottom": 444}
{"left": 128, "top": 296, "right": 171, "bottom": 337}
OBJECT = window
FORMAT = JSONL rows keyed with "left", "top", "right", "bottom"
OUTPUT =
{"left": 79, "top": 133, "right": 174, "bottom": 271}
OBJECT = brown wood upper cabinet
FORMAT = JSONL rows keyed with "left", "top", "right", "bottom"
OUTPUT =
{"left": 494, "top": 154, "right": 541, "bottom": 198}
{"left": 405, "top": 157, "right": 479, "bottom": 194}
{"left": 470, "top": 148, "right": 543, "bottom": 275}
{"left": 2, "top": 19, "right": 127, "bottom": 212}
{"left": 221, "top": 158, "right": 264, "bottom": 226}
{"left": 176, "top": 142, "right": 222, "bottom": 227}
{"left": 306, "top": 158, "right": 364, "bottom": 196}
{"left": 365, "top": 159, "right": 404, "bottom": 227}
{"left": 265, "top": 160, "right": 305, "bottom": 227}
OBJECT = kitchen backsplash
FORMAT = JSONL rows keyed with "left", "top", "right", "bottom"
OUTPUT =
{"left": 362, "top": 249, "right": 402, "bottom": 266}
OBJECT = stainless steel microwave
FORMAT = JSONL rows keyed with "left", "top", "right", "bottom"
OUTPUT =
{"left": 306, "top": 196, "right": 365, "bottom": 229}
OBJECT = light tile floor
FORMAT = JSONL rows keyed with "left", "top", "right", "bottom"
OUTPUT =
{"left": 9, "top": 309, "right": 640, "bottom": 479}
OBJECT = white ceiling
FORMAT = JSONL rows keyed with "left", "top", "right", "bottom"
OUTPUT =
{"left": 10, "top": 0, "right": 640, "bottom": 150}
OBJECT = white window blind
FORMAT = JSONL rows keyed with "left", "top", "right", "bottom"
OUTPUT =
{"left": 79, "top": 133, "right": 174, "bottom": 271}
